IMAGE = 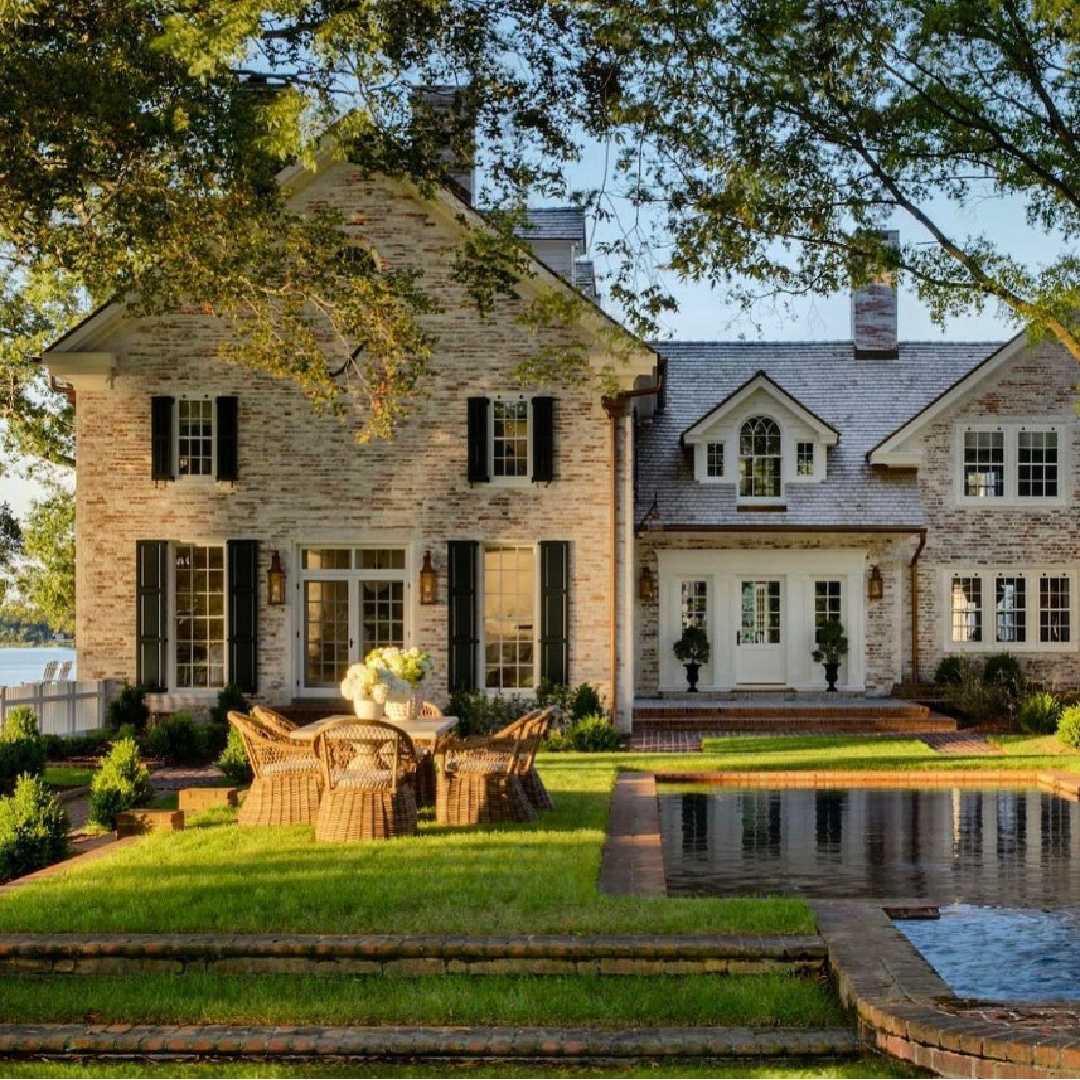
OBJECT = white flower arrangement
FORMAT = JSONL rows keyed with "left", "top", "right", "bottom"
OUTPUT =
{"left": 364, "top": 646, "right": 434, "bottom": 690}
{"left": 339, "top": 647, "right": 434, "bottom": 703}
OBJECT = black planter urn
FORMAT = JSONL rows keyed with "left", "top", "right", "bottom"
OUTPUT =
{"left": 684, "top": 661, "right": 701, "bottom": 692}
{"left": 823, "top": 661, "right": 840, "bottom": 692}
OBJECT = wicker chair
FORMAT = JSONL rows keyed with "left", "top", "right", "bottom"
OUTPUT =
{"left": 251, "top": 705, "right": 298, "bottom": 738}
{"left": 312, "top": 719, "right": 419, "bottom": 841}
{"left": 420, "top": 701, "right": 443, "bottom": 717}
{"left": 436, "top": 730, "right": 537, "bottom": 826}
{"left": 229, "top": 711, "right": 322, "bottom": 827}
{"left": 492, "top": 709, "right": 554, "bottom": 812}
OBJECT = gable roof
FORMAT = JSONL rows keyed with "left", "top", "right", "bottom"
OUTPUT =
{"left": 638, "top": 340, "right": 1000, "bottom": 529}
{"left": 868, "top": 330, "right": 1027, "bottom": 464}
{"left": 681, "top": 370, "right": 839, "bottom": 445}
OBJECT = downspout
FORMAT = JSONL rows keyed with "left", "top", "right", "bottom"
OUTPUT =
{"left": 601, "top": 396, "right": 623, "bottom": 722}
{"left": 909, "top": 528, "right": 928, "bottom": 685}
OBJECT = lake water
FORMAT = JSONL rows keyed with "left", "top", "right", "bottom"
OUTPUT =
{"left": 0, "top": 646, "right": 78, "bottom": 687}
{"left": 659, "top": 785, "right": 1080, "bottom": 907}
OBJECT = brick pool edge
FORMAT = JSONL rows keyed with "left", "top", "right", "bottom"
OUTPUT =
{"left": 603, "top": 768, "right": 1080, "bottom": 1080}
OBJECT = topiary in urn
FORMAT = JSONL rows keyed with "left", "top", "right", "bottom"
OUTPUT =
{"left": 812, "top": 620, "right": 849, "bottom": 692}
{"left": 673, "top": 626, "right": 710, "bottom": 692}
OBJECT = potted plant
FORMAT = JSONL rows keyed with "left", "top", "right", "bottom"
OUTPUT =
{"left": 812, "top": 620, "right": 849, "bottom": 692}
{"left": 673, "top": 626, "right": 710, "bottom": 692}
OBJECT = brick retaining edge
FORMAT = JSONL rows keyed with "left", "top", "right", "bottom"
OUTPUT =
{"left": 0, "top": 1023, "right": 858, "bottom": 1060}
{"left": 0, "top": 932, "right": 825, "bottom": 978}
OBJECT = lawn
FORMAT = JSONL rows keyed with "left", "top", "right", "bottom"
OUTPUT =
{"left": 0, "top": 972, "right": 843, "bottom": 1028}
{"left": 0, "top": 1061, "right": 923, "bottom": 1079}
{"left": 43, "top": 765, "right": 94, "bottom": 788}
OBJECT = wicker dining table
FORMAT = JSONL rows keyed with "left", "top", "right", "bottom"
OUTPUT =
{"left": 289, "top": 714, "right": 458, "bottom": 808}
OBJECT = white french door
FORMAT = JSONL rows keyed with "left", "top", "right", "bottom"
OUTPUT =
{"left": 735, "top": 578, "right": 785, "bottom": 684}
{"left": 298, "top": 547, "right": 408, "bottom": 693}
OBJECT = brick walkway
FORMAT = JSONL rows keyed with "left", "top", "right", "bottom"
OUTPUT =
{"left": 626, "top": 729, "right": 704, "bottom": 752}
{"left": 919, "top": 731, "right": 1003, "bottom": 755}
{"left": 0, "top": 1023, "right": 858, "bottom": 1060}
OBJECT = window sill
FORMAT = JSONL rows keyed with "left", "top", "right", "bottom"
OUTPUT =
{"left": 737, "top": 503, "right": 787, "bottom": 513}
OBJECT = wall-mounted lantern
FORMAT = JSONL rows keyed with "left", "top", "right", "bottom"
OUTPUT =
{"left": 419, "top": 550, "right": 438, "bottom": 605}
{"left": 867, "top": 564, "right": 884, "bottom": 601}
{"left": 267, "top": 550, "right": 286, "bottom": 606}
{"left": 638, "top": 564, "right": 656, "bottom": 603}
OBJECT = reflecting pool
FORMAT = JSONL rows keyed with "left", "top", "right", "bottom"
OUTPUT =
{"left": 658, "top": 786, "right": 1080, "bottom": 905}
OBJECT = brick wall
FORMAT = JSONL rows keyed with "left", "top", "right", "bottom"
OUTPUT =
{"left": 71, "top": 165, "right": 615, "bottom": 706}
{"left": 915, "top": 338, "right": 1080, "bottom": 687}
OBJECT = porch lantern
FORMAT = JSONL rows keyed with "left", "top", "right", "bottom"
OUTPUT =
{"left": 419, "top": 550, "right": 438, "bottom": 605}
{"left": 267, "top": 551, "right": 286, "bottom": 606}
{"left": 638, "top": 564, "right": 656, "bottom": 603}
{"left": 867, "top": 564, "right": 884, "bottom": 601}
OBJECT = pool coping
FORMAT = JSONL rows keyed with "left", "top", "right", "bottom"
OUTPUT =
{"left": 600, "top": 768, "right": 1080, "bottom": 1079}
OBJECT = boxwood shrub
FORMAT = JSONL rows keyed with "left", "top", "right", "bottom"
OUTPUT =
{"left": 0, "top": 707, "right": 46, "bottom": 793}
{"left": 0, "top": 774, "right": 69, "bottom": 882}
{"left": 88, "top": 738, "right": 154, "bottom": 830}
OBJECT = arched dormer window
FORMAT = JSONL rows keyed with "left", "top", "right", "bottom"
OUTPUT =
{"left": 739, "top": 416, "right": 781, "bottom": 498}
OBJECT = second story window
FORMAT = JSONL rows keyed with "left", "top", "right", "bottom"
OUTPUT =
{"left": 492, "top": 398, "right": 530, "bottom": 479}
{"left": 1018, "top": 430, "right": 1058, "bottom": 497}
{"left": 963, "top": 430, "right": 1004, "bottom": 498}
{"left": 958, "top": 424, "right": 1064, "bottom": 504}
{"left": 706, "top": 442, "right": 724, "bottom": 478}
{"left": 738, "top": 416, "right": 782, "bottom": 498}
{"left": 178, "top": 399, "right": 215, "bottom": 477}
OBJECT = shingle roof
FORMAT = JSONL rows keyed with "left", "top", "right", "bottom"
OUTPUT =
{"left": 523, "top": 207, "right": 587, "bottom": 243}
{"left": 638, "top": 341, "right": 1001, "bottom": 529}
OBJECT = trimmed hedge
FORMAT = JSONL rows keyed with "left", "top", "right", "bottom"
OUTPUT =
{"left": 88, "top": 738, "right": 154, "bottom": 830}
{"left": 0, "top": 707, "right": 46, "bottom": 794}
{"left": 0, "top": 774, "right": 69, "bottom": 882}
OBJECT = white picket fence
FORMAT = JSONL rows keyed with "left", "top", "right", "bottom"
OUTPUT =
{"left": 0, "top": 679, "right": 121, "bottom": 736}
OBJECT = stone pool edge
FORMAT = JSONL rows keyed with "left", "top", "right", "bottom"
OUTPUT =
{"left": 601, "top": 768, "right": 1080, "bottom": 1079}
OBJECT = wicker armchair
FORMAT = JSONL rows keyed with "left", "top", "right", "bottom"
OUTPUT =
{"left": 229, "top": 711, "right": 322, "bottom": 827}
{"left": 420, "top": 701, "right": 443, "bottom": 717}
{"left": 251, "top": 705, "right": 298, "bottom": 738}
{"left": 436, "top": 731, "right": 537, "bottom": 826}
{"left": 493, "top": 708, "right": 554, "bottom": 811}
{"left": 312, "top": 719, "right": 418, "bottom": 841}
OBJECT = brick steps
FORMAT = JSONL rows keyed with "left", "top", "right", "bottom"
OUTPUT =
{"left": 0, "top": 1022, "right": 859, "bottom": 1061}
{"left": 0, "top": 932, "right": 825, "bottom": 978}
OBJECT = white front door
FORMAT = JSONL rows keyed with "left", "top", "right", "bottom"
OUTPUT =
{"left": 736, "top": 578, "right": 785, "bottom": 684}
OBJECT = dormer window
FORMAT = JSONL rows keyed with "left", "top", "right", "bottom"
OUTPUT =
{"left": 738, "top": 416, "right": 782, "bottom": 498}
{"left": 796, "top": 441, "right": 815, "bottom": 477}
{"left": 706, "top": 442, "right": 725, "bottom": 478}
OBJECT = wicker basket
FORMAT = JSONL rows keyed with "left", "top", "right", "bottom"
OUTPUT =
{"left": 384, "top": 689, "right": 422, "bottom": 725}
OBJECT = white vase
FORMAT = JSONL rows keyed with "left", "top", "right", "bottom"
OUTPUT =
{"left": 353, "top": 698, "right": 384, "bottom": 721}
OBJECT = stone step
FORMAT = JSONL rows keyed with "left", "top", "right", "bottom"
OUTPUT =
{"left": 0, "top": 1023, "right": 859, "bottom": 1061}
{"left": 0, "top": 932, "right": 825, "bottom": 978}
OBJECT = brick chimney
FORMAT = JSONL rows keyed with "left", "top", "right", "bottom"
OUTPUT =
{"left": 411, "top": 86, "right": 475, "bottom": 205}
{"left": 852, "top": 229, "right": 899, "bottom": 356}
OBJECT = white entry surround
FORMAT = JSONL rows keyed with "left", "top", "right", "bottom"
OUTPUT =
{"left": 656, "top": 549, "right": 867, "bottom": 692}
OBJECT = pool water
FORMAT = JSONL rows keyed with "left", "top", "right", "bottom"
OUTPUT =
{"left": 897, "top": 905, "right": 1080, "bottom": 1002}
{"left": 658, "top": 786, "right": 1080, "bottom": 905}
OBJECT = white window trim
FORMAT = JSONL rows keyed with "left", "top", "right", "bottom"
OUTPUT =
{"left": 175, "top": 395, "right": 217, "bottom": 482}
{"left": 691, "top": 423, "right": 826, "bottom": 490}
{"left": 488, "top": 395, "right": 533, "bottom": 487}
{"left": 942, "top": 567, "right": 1078, "bottom": 654}
{"left": 954, "top": 421, "right": 1068, "bottom": 507}
{"left": 477, "top": 541, "right": 540, "bottom": 695}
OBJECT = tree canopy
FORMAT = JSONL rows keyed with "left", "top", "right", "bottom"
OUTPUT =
{"left": 1, "top": 0, "right": 1079, "bottom": 469}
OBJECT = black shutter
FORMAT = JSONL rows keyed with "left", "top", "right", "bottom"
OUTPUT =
{"left": 150, "top": 396, "right": 174, "bottom": 481}
{"left": 216, "top": 396, "right": 239, "bottom": 481}
{"left": 447, "top": 540, "right": 478, "bottom": 690}
{"left": 136, "top": 541, "right": 168, "bottom": 691}
{"left": 539, "top": 540, "right": 569, "bottom": 686}
{"left": 531, "top": 395, "right": 555, "bottom": 483}
{"left": 467, "top": 397, "right": 489, "bottom": 483}
{"left": 228, "top": 539, "right": 259, "bottom": 694}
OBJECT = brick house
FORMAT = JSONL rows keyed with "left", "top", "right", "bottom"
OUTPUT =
{"left": 43, "top": 155, "right": 1080, "bottom": 728}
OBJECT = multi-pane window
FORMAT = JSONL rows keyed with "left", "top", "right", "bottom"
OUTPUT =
{"left": 177, "top": 399, "right": 214, "bottom": 477}
{"left": 995, "top": 576, "right": 1027, "bottom": 643}
{"left": 814, "top": 580, "right": 842, "bottom": 628}
{"left": 362, "top": 581, "right": 404, "bottom": 651}
{"left": 304, "top": 580, "right": 350, "bottom": 687}
{"left": 174, "top": 544, "right": 225, "bottom": 688}
{"left": 1041, "top": 577, "right": 1071, "bottom": 643}
{"left": 681, "top": 580, "right": 708, "bottom": 630}
{"left": 949, "top": 571, "right": 1073, "bottom": 649}
{"left": 483, "top": 546, "right": 535, "bottom": 690}
{"left": 492, "top": 399, "right": 529, "bottom": 478}
{"left": 706, "top": 442, "right": 724, "bottom": 478}
{"left": 963, "top": 430, "right": 1004, "bottom": 498}
{"left": 738, "top": 416, "right": 782, "bottom": 498}
{"left": 1017, "top": 431, "right": 1058, "bottom": 498}
{"left": 740, "top": 580, "right": 781, "bottom": 644}
{"left": 951, "top": 576, "right": 983, "bottom": 643}
{"left": 797, "top": 442, "right": 815, "bottom": 477}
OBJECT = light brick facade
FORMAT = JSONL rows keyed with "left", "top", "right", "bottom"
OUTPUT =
{"left": 55, "top": 164, "right": 647, "bottom": 714}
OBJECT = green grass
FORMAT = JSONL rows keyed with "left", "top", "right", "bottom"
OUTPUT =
{"left": 44, "top": 765, "right": 93, "bottom": 788}
{"left": 0, "top": 1060, "right": 924, "bottom": 1079}
{"left": 695, "top": 733, "right": 1080, "bottom": 772}
{"left": 0, "top": 973, "right": 842, "bottom": 1028}
{"left": 0, "top": 758, "right": 811, "bottom": 936}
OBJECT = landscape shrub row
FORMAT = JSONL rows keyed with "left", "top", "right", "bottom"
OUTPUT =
{"left": 0, "top": 706, "right": 46, "bottom": 793}
{"left": 0, "top": 774, "right": 68, "bottom": 882}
